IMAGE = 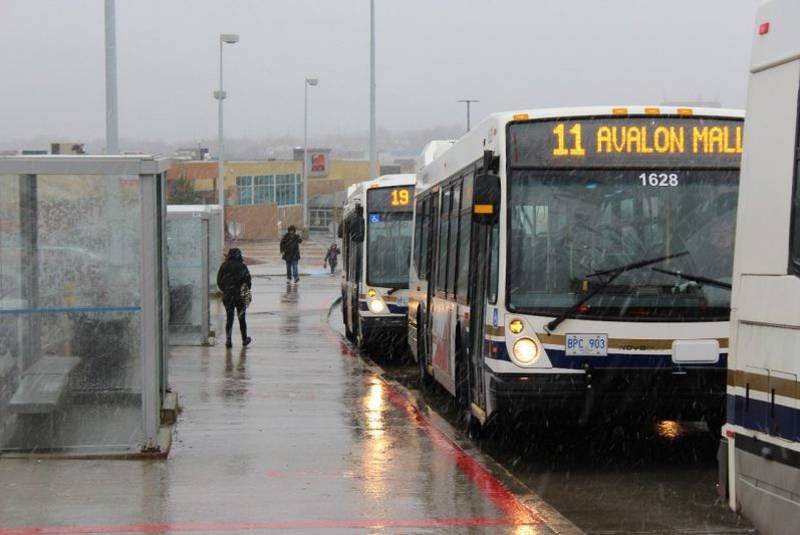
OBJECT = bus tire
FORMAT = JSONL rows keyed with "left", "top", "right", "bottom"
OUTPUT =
{"left": 455, "top": 334, "right": 470, "bottom": 412}
{"left": 417, "top": 311, "right": 433, "bottom": 389}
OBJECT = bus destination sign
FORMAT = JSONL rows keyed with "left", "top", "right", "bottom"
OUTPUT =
{"left": 509, "top": 117, "right": 743, "bottom": 168}
{"left": 367, "top": 186, "right": 414, "bottom": 212}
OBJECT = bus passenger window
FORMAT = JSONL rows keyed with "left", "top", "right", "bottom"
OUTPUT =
{"left": 419, "top": 198, "right": 430, "bottom": 280}
{"left": 447, "top": 183, "right": 461, "bottom": 296}
{"left": 457, "top": 174, "right": 473, "bottom": 302}
{"left": 436, "top": 189, "right": 451, "bottom": 292}
{"left": 792, "top": 112, "right": 800, "bottom": 272}
{"left": 414, "top": 198, "right": 424, "bottom": 275}
{"left": 488, "top": 224, "right": 499, "bottom": 304}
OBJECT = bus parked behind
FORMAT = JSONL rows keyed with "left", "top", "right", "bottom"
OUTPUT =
{"left": 720, "top": 1, "right": 800, "bottom": 532}
{"left": 341, "top": 174, "right": 415, "bottom": 355}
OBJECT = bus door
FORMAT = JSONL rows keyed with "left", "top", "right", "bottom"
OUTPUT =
{"left": 467, "top": 219, "right": 490, "bottom": 412}
{"left": 346, "top": 209, "right": 365, "bottom": 329}
{"left": 423, "top": 191, "right": 440, "bottom": 367}
{"left": 467, "top": 170, "right": 501, "bottom": 415}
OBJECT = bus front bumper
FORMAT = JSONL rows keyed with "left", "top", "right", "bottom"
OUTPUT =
{"left": 359, "top": 314, "right": 407, "bottom": 342}
{"left": 489, "top": 368, "right": 726, "bottom": 422}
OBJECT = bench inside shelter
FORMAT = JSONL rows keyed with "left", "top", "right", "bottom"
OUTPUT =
{"left": 8, "top": 356, "right": 81, "bottom": 448}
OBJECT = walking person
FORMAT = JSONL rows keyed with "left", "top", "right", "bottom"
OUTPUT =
{"left": 323, "top": 242, "right": 341, "bottom": 276}
{"left": 216, "top": 247, "right": 252, "bottom": 349}
{"left": 280, "top": 225, "right": 303, "bottom": 284}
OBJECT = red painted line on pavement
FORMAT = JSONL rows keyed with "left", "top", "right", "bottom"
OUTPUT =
{"left": 0, "top": 517, "right": 513, "bottom": 534}
{"left": 321, "top": 327, "right": 543, "bottom": 526}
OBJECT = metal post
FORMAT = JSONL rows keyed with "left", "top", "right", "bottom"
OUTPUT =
{"left": 217, "top": 39, "right": 225, "bottom": 252}
{"left": 303, "top": 80, "right": 308, "bottom": 229}
{"left": 19, "top": 175, "right": 39, "bottom": 372}
{"left": 104, "top": 0, "right": 119, "bottom": 154}
{"left": 457, "top": 99, "right": 479, "bottom": 133}
{"left": 105, "top": 1, "right": 125, "bottom": 273}
{"left": 215, "top": 34, "right": 239, "bottom": 250}
{"left": 201, "top": 217, "right": 210, "bottom": 344}
{"left": 369, "top": 0, "right": 377, "bottom": 180}
{"left": 139, "top": 173, "right": 160, "bottom": 451}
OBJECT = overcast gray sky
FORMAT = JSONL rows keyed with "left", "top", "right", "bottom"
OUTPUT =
{"left": 0, "top": 0, "right": 759, "bottom": 145}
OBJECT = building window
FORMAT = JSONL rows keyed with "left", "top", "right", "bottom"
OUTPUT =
{"left": 276, "top": 173, "right": 301, "bottom": 206}
{"left": 237, "top": 175, "right": 253, "bottom": 205}
{"left": 253, "top": 174, "right": 275, "bottom": 204}
{"left": 310, "top": 208, "right": 334, "bottom": 229}
{"left": 237, "top": 173, "right": 301, "bottom": 206}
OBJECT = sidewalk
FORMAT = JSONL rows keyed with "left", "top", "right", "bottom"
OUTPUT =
{"left": 0, "top": 267, "right": 573, "bottom": 533}
{"left": 232, "top": 232, "right": 335, "bottom": 278}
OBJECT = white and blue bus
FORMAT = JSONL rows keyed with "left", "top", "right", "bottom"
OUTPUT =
{"left": 409, "top": 106, "right": 743, "bottom": 431}
{"left": 720, "top": 1, "right": 800, "bottom": 532}
{"left": 341, "top": 174, "right": 415, "bottom": 354}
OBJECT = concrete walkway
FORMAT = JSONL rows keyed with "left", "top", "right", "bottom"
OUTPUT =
{"left": 0, "top": 269, "right": 573, "bottom": 533}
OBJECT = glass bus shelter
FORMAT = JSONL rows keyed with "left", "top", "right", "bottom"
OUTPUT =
{"left": 0, "top": 155, "right": 171, "bottom": 454}
{"left": 167, "top": 204, "right": 222, "bottom": 289}
{"left": 166, "top": 206, "right": 215, "bottom": 346}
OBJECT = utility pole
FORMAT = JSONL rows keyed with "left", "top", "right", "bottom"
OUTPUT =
{"left": 369, "top": 0, "right": 377, "bottom": 179}
{"left": 105, "top": 0, "right": 123, "bottom": 272}
{"left": 105, "top": 0, "right": 119, "bottom": 154}
{"left": 457, "top": 99, "right": 479, "bottom": 133}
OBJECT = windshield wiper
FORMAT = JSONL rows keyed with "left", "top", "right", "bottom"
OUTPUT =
{"left": 545, "top": 251, "right": 689, "bottom": 333}
{"left": 650, "top": 267, "right": 732, "bottom": 290}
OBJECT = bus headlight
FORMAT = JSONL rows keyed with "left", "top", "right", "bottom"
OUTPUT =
{"left": 512, "top": 337, "right": 540, "bottom": 366}
{"left": 368, "top": 298, "right": 387, "bottom": 314}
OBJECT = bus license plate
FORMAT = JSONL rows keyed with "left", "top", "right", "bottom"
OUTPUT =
{"left": 565, "top": 334, "right": 608, "bottom": 356}
{"left": 395, "top": 296, "right": 408, "bottom": 306}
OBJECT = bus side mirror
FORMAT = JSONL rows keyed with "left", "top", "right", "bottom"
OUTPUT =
{"left": 473, "top": 173, "right": 501, "bottom": 225}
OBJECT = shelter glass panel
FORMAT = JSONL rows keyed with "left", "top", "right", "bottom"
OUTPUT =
{"left": 0, "top": 172, "right": 145, "bottom": 451}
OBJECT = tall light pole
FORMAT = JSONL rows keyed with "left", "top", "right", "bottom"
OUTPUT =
{"left": 105, "top": 0, "right": 119, "bottom": 154}
{"left": 457, "top": 99, "right": 479, "bottom": 132}
{"left": 303, "top": 77, "right": 319, "bottom": 230}
{"left": 369, "top": 0, "right": 377, "bottom": 179}
{"left": 104, "top": 0, "right": 124, "bottom": 271}
{"left": 215, "top": 33, "right": 239, "bottom": 251}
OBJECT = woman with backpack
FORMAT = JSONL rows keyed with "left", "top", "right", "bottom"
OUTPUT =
{"left": 216, "top": 247, "right": 252, "bottom": 349}
{"left": 323, "top": 242, "right": 341, "bottom": 276}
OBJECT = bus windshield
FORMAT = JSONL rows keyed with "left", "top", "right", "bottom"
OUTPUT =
{"left": 366, "top": 186, "right": 414, "bottom": 288}
{"left": 507, "top": 169, "right": 738, "bottom": 321}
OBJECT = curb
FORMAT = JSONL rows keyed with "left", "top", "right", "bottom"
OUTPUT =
{"left": 322, "top": 298, "right": 584, "bottom": 534}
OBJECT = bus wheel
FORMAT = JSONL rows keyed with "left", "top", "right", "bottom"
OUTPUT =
{"left": 417, "top": 318, "right": 433, "bottom": 389}
{"left": 355, "top": 313, "right": 371, "bottom": 353}
{"left": 344, "top": 297, "right": 356, "bottom": 342}
{"left": 455, "top": 339, "right": 470, "bottom": 412}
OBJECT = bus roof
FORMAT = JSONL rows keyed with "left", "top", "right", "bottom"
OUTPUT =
{"left": 476, "top": 105, "right": 744, "bottom": 127}
{"left": 750, "top": 0, "right": 800, "bottom": 73}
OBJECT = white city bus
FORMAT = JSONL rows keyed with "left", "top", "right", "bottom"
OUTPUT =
{"left": 341, "top": 174, "right": 415, "bottom": 353}
{"left": 720, "top": 1, "right": 800, "bottom": 531}
{"left": 408, "top": 106, "right": 743, "bottom": 431}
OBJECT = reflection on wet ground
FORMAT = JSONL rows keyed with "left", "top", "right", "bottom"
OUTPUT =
{"left": 0, "top": 273, "right": 562, "bottom": 534}
{"left": 329, "top": 309, "right": 755, "bottom": 534}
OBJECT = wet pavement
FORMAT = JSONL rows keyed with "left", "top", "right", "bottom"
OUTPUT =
{"left": 0, "top": 246, "right": 571, "bottom": 534}
{"left": 339, "top": 327, "right": 756, "bottom": 534}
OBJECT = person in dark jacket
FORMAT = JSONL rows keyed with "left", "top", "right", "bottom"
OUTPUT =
{"left": 280, "top": 225, "right": 303, "bottom": 283}
{"left": 323, "top": 242, "right": 340, "bottom": 276}
{"left": 216, "top": 247, "right": 252, "bottom": 348}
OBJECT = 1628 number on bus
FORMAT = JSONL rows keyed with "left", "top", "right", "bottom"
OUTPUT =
{"left": 639, "top": 172, "right": 679, "bottom": 187}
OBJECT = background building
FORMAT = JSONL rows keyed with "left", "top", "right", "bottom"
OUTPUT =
{"left": 166, "top": 152, "right": 371, "bottom": 239}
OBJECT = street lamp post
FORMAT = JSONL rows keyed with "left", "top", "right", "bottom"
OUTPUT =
{"left": 303, "top": 77, "right": 319, "bottom": 231}
{"left": 369, "top": 0, "right": 377, "bottom": 180}
{"left": 457, "top": 99, "right": 479, "bottom": 132}
{"left": 215, "top": 33, "right": 239, "bottom": 251}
